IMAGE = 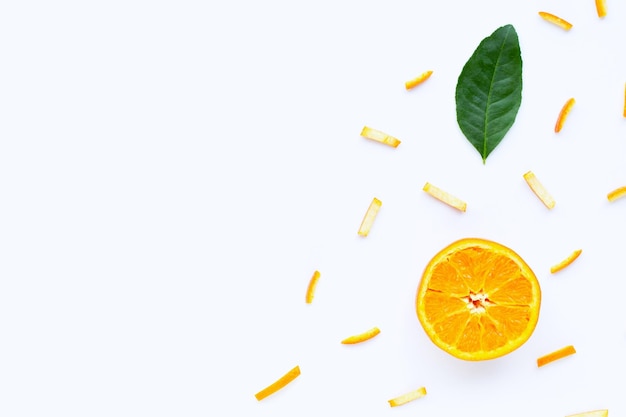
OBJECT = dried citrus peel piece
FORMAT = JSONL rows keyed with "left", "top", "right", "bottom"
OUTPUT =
{"left": 422, "top": 182, "right": 467, "bottom": 212}
{"left": 405, "top": 70, "right": 433, "bottom": 90}
{"left": 341, "top": 326, "right": 381, "bottom": 344}
{"left": 523, "top": 171, "right": 556, "bottom": 209}
{"left": 550, "top": 249, "right": 582, "bottom": 274}
{"left": 305, "top": 270, "right": 321, "bottom": 303}
{"left": 254, "top": 365, "right": 301, "bottom": 401}
{"left": 595, "top": 0, "right": 607, "bottom": 18}
{"left": 358, "top": 197, "right": 382, "bottom": 237}
{"left": 607, "top": 186, "right": 626, "bottom": 202}
{"left": 537, "top": 345, "right": 576, "bottom": 367}
{"left": 360, "top": 126, "right": 401, "bottom": 148}
{"left": 388, "top": 387, "right": 427, "bottom": 407}
{"left": 555, "top": 98, "right": 576, "bottom": 133}
{"left": 539, "top": 11, "right": 573, "bottom": 30}
{"left": 566, "top": 410, "right": 609, "bottom": 417}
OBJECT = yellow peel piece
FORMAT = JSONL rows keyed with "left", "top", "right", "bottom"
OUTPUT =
{"left": 550, "top": 249, "right": 582, "bottom": 274}
{"left": 607, "top": 186, "right": 626, "bottom": 202}
{"left": 537, "top": 345, "right": 576, "bottom": 367}
{"left": 255, "top": 365, "right": 301, "bottom": 401}
{"left": 555, "top": 98, "right": 576, "bottom": 133}
{"left": 360, "top": 126, "right": 401, "bottom": 148}
{"left": 305, "top": 270, "right": 321, "bottom": 304}
{"left": 523, "top": 171, "right": 556, "bottom": 209}
{"left": 595, "top": 0, "right": 607, "bottom": 18}
{"left": 566, "top": 410, "right": 609, "bottom": 417}
{"left": 341, "top": 326, "right": 381, "bottom": 344}
{"left": 539, "top": 11, "right": 573, "bottom": 30}
{"left": 388, "top": 387, "right": 427, "bottom": 407}
{"left": 405, "top": 70, "right": 433, "bottom": 90}
{"left": 422, "top": 182, "right": 467, "bottom": 212}
{"left": 358, "top": 197, "right": 382, "bottom": 237}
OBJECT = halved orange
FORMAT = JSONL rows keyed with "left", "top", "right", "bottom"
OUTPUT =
{"left": 416, "top": 238, "right": 541, "bottom": 361}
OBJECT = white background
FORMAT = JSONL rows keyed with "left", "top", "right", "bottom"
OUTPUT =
{"left": 1, "top": 0, "right": 625, "bottom": 416}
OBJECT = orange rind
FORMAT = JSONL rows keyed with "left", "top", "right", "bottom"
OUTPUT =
{"left": 357, "top": 197, "right": 382, "bottom": 237}
{"left": 255, "top": 365, "right": 301, "bottom": 401}
{"left": 566, "top": 410, "right": 609, "bottom": 417}
{"left": 388, "top": 387, "right": 427, "bottom": 407}
{"left": 523, "top": 171, "right": 556, "bottom": 209}
{"left": 555, "top": 98, "right": 576, "bottom": 133}
{"left": 341, "top": 326, "right": 381, "bottom": 344}
{"left": 537, "top": 345, "right": 576, "bottom": 367}
{"left": 405, "top": 70, "right": 433, "bottom": 90}
{"left": 539, "top": 11, "right": 573, "bottom": 30}
{"left": 305, "top": 270, "right": 321, "bottom": 303}
{"left": 607, "top": 186, "right": 626, "bottom": 202}
{"left": 550, "top": 249, "right": 582, "bottom": 274}
{"left": 422, "top": 182, "right": 467, "bottom": 212}
{"left": 360, "top": 126, "right": 401, "bottom": 148}
{"left": 595, "top": 0, "right": 607, "bottom": 18}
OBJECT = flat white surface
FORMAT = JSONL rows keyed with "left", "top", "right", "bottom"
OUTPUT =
{"left": 1, "top": 1, "right": 625, "bottom": 416}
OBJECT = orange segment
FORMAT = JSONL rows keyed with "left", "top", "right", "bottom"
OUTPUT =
{"left": 550, "top": 249, "right": 582, "bottom": 273}
{"left": 555, "top": 97, "right": 576, "bottom": 133}
{"left": 523, "top": 171, "right": 556, "bottom": 209}
{"left": 566, "top": 410, "right": 608, "bottom": 417}
{"left": 358, "top": 197, "right": 382, "bottom": 236}
{"left": 607, "top": 185, "right": 626, "bottom": 202}
{"left": 254, "top": 365, "right": 301, "bottom": 401}
{"left": 537, "top": 345, "right": 576, "bottom": 367}
{"left": 305, "top": 270, "right": 321, "bottom": 303}
{"left": 405, "top": 70, "right": 433, "bottom": 90}
{"left": 423, "top": 182, "right": 467, "bottom": 212}
{"left": 416, "top": 238, "right": 541, "bottom": 361}
{"left": 388, "top": 386, "right": 427, "bottom": 407}
{"left": 595, "top": 0, "right": 607, "bottom": 18}
{"left": 539, "top": 11, "right": 573, "bottom": 30}
{"left": 360, "top": 126, "right": 401, "bottom": 148}
{"left": 341, "top": 326, "right": 381, "bottom": 344}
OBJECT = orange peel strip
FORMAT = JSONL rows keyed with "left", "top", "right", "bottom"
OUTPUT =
{"left": 566, "top": 410, "right": 609, "bottom": 417}
{"left": 595, "top": 0, "right": 607, "bottom": 18}
{"left": 358, "top": 197, "right": 382, "bottom": 237}
{"left": 360, "top": 126, "right": 401, "bottom": 148}
{"left": 537, "top": 345, "right": 576, "bottom": 367}
{"left": 254, "top": 365, "right": 301, "bottom": 401}
{"left": 305, "top": 270, "right": 321, "bottom": 303}
{"left": 539, "top": 11, "right": 573, "bottom": 30}
{"left": 422, "top": 182, "right": 467, "bottom": 212}
{"left": 388, "top": 386, "right": 427, "bottom": 407}
{"left": 405, "top": 70, "right": 433, "bottom": 90}
{"left": 523, "top": 171, "right": 556, "bottom": 209}
{"left": 341, "top": 326, "right": 381, "bottom": 344}
{"left": 555, "top": 97, "right": 576, "bottom": 133}
{"left": 550, "top": 249, "right": 582, "bottom": 274}
{"left": 607, "top": 185, "right": 626, "bottom": 202}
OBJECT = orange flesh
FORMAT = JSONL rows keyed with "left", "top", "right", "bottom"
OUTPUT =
{"left": 537, "top": 345, "right": 576, "bottom": 367}
{"left": 388, "top": 387, "right": 427, "bottom": 407}
{"left": 360, "top": 126, "right": 401, "bottom": 148}
{"left": 607, "top": 186, "right": 626, "bottom": 202}
{"left": 523, "top": 171, "right": 556, "bottom": 209}
{"left": 539, "top": 11, "right": 573, "bottom": 30}
{"left": 255, "top": 365, "right": 301, "bottom": 401}
{"left": 416, "top": 238, "right": 541, "bottom": 361}
{"left": 305, "top": 270, "right": 321, "bottom": 303}
{"left": 358, "top": 197, "right": 382, "bottom": 236}
{"left": 555, "top": 98, "right": 576, "bottom": 132}
{"left": 550, "top": 249, "right": 582, "bottom": 273}
{"left": 341, "top": 327, "right": 381, "bottom": 344}
{"left": 595, "top": 0, "right": 607, "bottom": 18}
{"left": 405, "top": 70, "right": 433, "bottom": 90}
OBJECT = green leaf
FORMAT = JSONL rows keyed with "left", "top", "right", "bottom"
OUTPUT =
{"left": 455, "top": 24, "right": 523, "bottom": 163}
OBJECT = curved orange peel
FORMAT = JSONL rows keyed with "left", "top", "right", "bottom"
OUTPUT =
{"left": 388, "top": 387, "right": 427, "bottom": 407}
{"left": 523, "top": 171, "right": 556, "bottom": 209}
{"left": 422, "top": 182, "right": 467, "bottom": 212}
{"left": 537, "top": 345, "right": 576, "bottom": 367}
{"left": 305, "top": 270, "right": 321, "bottom": 303}
{"left": 539, "top": 11, "right": 573, "bottom": 30}
{"left": 607, "top": 186, "right": 626, "bottom": 202}
{"left": 595, "top": 0, "right": 607, "bottom": 18}
{"left": 566, "top": 410, "right": 608, "bottom": 417}
{"left": 555, "top": 98, "right": 576, "bottom": 133}
{"left": 341, "top": 326, "right": 381, "bottom": 344}
{"left": 550, "top": 249, "right": 582, "bottom": 274}
{"left": 358, "top": 197, "right": 382, "bottom": 237}
{"left": 405, "top": 70, "right": 433, "bottom": 90}
{"left": 255, "top": 365, "right": 301, "bottom": 401}
{"left": 360, "top": 126, "right": 401, "bottom": 148}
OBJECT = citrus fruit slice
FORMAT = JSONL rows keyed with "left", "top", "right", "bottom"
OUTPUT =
{"left": 416, "top": 238, "right": 541, "bottom": 361}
